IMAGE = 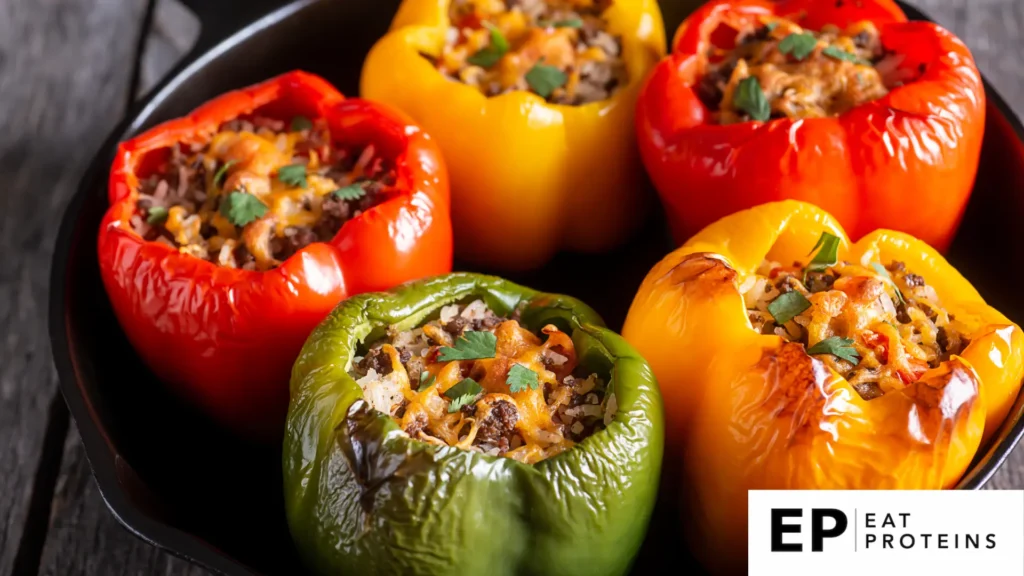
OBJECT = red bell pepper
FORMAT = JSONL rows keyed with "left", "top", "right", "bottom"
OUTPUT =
{"left": 636, "top": 0, "right": 985, "bottom": 251}
{"left": 98, "top": 71, "right": 452, "bottom": 440}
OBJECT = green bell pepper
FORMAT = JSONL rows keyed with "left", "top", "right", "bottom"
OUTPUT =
{"left": 283, "top": 273, "right": 664, "bottom": 576}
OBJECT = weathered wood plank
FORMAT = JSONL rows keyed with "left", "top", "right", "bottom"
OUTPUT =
{"left": 38, "top": 431, "right": 208, "bottom": 576}
{"left": 139, "top": 0, "right": 200, "bottom": 98}
{"left": 0, "top": 0, "right": 152, "bottom": 572}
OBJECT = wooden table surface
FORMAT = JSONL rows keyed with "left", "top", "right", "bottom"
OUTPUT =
{"left": 1, "top": 0, "right": 1023, "bottom": 574}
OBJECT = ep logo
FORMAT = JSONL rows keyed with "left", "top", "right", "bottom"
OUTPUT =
{"left": 771, "top": 508, "right": 848, "bottom": 552}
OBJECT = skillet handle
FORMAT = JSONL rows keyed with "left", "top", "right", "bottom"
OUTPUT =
{"left": 177, "top": 0, "right": 291, "bottom": 57}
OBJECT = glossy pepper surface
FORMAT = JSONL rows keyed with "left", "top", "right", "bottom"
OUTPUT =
{"left": 360, "top": 0, "right": 666, "bottom": 271}
{"left": 622, "top": 201, "right": 1023, "bottom": 575}
{"left": 284, "top": 273, "right": 663, "bottom": 575}
{"left": 636, "top": 0, "right": 985, "bottom": 252}
{"left": 98, "top": 71, "right": 452, "bottom": 440}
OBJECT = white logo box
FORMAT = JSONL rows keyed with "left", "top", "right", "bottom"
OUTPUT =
{"left": 748, "top": 490, "right": 1024, "bottom": 576}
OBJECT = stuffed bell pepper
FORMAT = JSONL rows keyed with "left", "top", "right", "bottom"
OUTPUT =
{"left": 361, "top": 0, "right": 666, "bottom": 270}
{"left": 636, "top": 0, "right": 985, "bottom": 251}
{"left": 98, "top": 71, "right": 451, "bottom": 440}
{"left": 622, "top": 200, "right": 1023, "bottom": 575}
{"left": 284, "top": 273, "right": 663, "bottom": 575}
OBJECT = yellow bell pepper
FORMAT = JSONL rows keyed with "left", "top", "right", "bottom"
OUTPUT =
{"left": 361, "top": 0, "right": 666, "bottom": 270}
{"left": 622, "top": 200, "right": 1024, "bottom": 575}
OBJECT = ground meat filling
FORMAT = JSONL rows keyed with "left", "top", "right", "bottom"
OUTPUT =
{"left": 742, "top": 246, "right": 971, "bottom": 401}
{"left": 700, "top": 17, "right": 893, "bottom": 124}
{"left": 349, "top": 299, "right": 616, "bottom": 464}
{"left": 131, "top": 115, "right": 394, "bottom": 270}
{"left": 431, "top": 0, "right": 627, "bottom": 105}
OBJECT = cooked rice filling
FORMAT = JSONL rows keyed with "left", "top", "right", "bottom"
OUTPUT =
{"left": 701, "top": 17, "right": 895, "bottom": 123}
{"left": 131, "top": 115, "right": 394, "bottom": 271}
{"left": 742, "top": 256, "right": 971, "bottom": 400}
{"left": 349, "top": 300, "right": 616, "bottom": 464}
{"left": 432, "top": 0, "right": 627, "bottom": 105}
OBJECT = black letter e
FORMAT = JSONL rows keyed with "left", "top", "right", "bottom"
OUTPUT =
{"left": 771, "top": 509, "right": 803, "bottom": 552}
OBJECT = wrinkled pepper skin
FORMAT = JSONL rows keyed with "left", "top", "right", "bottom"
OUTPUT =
{"left": 636, "top": 0, "right": 985, "bottom": 252}
{"left": 284, "top": 273, "right": 663, "bottom": 576}
{"left": 361, "top": 0, "right": 666, "bottom": 271}
{"left": 622, "top": 201, "right": 1023, "bottom": 575}
{"left": 98, "top": 71, "right": 452, "bottom": 440}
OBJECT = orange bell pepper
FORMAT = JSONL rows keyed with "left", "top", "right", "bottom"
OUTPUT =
{"left": 622, "top": 200, "right": 1023, "bottom": 575}
{"left": 361, "top": 0, "right": 665, "bottom": 270}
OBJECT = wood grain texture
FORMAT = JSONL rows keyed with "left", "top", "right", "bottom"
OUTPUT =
{"left": 0, "top": 0, "right": 150, "bottom": 573}
{"left": 38, "top": 431, "right": 208, "bottom": 576}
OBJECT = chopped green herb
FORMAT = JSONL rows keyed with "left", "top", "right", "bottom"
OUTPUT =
{"left": 333, "top": 183, "right": 366, "bottom": 201}
{"left": 778, "top": 32, "right": 817, "bottom": 60}
{"left": 438, "top": 331, "right": 497, "bottom": 362}
{"left": 506, "top": 364, "right": 540, "bottom": 393}
{"left": 548, "top": 17, "right": 583, "bottom": 28}
{"left": 871, "top": 263, "right": 890, "bottom": 277}
{"left": 525, "top": 60, "right": 568, "bottom": 99}
{"left": 445, "top": 378, "right": 484, "bottom": 412}
{"left": 871, "top": 262, "right": 907, "bottom": 304}
{"left": 733, "top": 76, "right": 770, "bottom": 122}
{"left": 767, "top": 291, "right": 812, "bottom": 325}
{"left": 805, "top": 231, "right": 841, "bottom": 276}
{"left": 219, "top": 191, "right": 268, "bottom": 227}
{"left": 765, "top": 22, "right": 779, "bottom": 32}
{"left": 467, "top": 22, "right": 509, "bottom": 68}
{"left": 806, "top": 336, "right": 860, "bottom": 365}
{"left": 277, "top": 164, "right": 308, "bottom": 188}
{"left": 290, "top": 115, "right": 313, "bottom": 132}
{"left": 417, "top": 371, "right": 436, "bottom": 392}
{"left": 213, "top": 159, "right": 238, "bottom": 188}
{"left": 146, "top": 206, "right": 168, "bottom": 225}
{"left": 822, "top": 45, "right": 869, "bottom": 65}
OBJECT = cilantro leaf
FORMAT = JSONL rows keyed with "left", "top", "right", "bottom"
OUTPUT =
{"left": 806, "top": 336, "right": 860, "bottom": 365}
{"left": 506, "top": 364, "right": 540, "bottom": 393}
{"left": 871, "top": 262, "right": 890, "bottom": 278}
{"left": 778, "top": 32, "right": 817, "bottom": 60}
{"left": 805, "top": 231, "right": 841, "bottom": 277}
{"left": 213, "top": 159, "right": 238, "bottom": 188}
{"left": 872, "top": 262, "right": 907, "bottom": 305}
{"left": 467, "top": 23, "right": 509, "bottom": 68}
{"left": 765, "top": 22, "right": 779, "bottom": 32}
{"left": 417, "top": 371, "right": 436, "bottom": 392}
{"left": 277, "top": 164, "right": 308, "bottom": 189}
{"left": 767, "top": 291, "right": 811, "bottom": 325}
{"left": 526, "top": 61, "right": 568, "bottom": 99}
{"left": 444, "top": 378, "right": 484, "bottom": 412}
{"left": 438, "top": 331, "right": 497, "bottom": 362}
{"left": 545, "top": 17, "right": 583, "bottom": 28}
{"left": 290, "top": 115, "right": 313, "bottom": 132}
{"left": 333, "top": 183, "right": 366, "bottom": 201}
{"left": 823, "top": 45, "right": 869, "bottom": 65}
{"left": 146, "top": 206, "right": 168, "bottom": 225}
{"left": 733, "top": 76, "right": 770, "bottom": 122}
{"left": 219, "top": 191, "right": 268, "bottom": 227}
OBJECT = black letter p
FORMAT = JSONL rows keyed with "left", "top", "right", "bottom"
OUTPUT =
{"left": 811, "top": 509, "right": 848, "bottom": 552}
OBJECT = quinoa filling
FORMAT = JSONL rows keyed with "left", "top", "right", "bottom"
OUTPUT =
{"left": 349, "top": 299, "right": 616, "bottom": 464}
{"left": 132, "top": 115, "right": 394, "bottom": 271}
{"left": 430, "top": 0, "right": 627, "bottom": 105}
{"left": 741, "top": 233, "right": 971, "bottom": 400}
{"left": 699, "top": 18, "right": 894, "bottom": 124}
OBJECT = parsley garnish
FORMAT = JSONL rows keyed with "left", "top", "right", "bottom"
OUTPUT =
{"left": 146, "top": 206, "right": 168, "bottom": 225}
{"left": 823, "top": 45, "right": 869, "bottom": 65}
{"left": 417, "top": 371, "right": 435, "bottom": 392}
{"left": 438, "top": 331, "right": 497, "bottom": 362}
{"left": 545, "top": 17, "right": 583, "bottom": 28}
{"left": 506, "top": 364, "right": 540, "bottom": 393}
{"left": 213, "top": 159, "right": 238, "bottom": 188}
{"left": 526, "top": 60, "right": 568, "bottom": 99}
{"left": 277, "top": 164, "right": 308, "bottom": 189}
{"left": 290, "top": 115, "right": 313, "bottom": 132}
{"left": 871, "top": 262, "right": 890, "bottom": 277}
{"left": 806, "top": 336, "right": 861, "bottom": 365}
{"left": 765, "top": 22, "right": 779, "bottom": 32}
{"left": 871, "top": 262, "right": 907, "bottom": 305}
{"left": 444, "top": 378, "right": 484, "bottom": 413}
{"left": 333, "top": 183, "right": 366, "bottom": 201}
{"left": 805, "top": 232, "right": 841, "bottom": 279}
{"left": 467, "top": 23, "right": 509, "bottom": 68}
{"left": 733, "top": 76, "right": 770, "bottom": 122}
{"left": 779, "top": 32, "right": 817, "bottom": 60}
{"left": 767, "top": 291, "right": 811, "bottom": 325}
{"left": 219, "top": 191, "right": 268, "bottom": 227}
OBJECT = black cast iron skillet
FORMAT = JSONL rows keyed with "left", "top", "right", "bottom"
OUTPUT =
{"left": 48, "top": 1, "right": 1024, "bottom": 574}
